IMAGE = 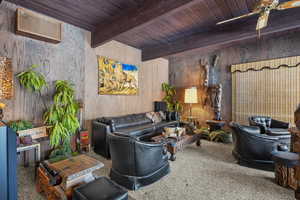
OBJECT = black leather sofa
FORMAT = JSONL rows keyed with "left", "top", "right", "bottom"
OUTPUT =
{"left": 249, "top": 116, "right": 290, "bottom": 136}
{"left": 229, "top": 122, "right": 290, "bottom": 170}
{"left": 92, "top": 112, "right": 179, "bottom": 158}
{"left": 108, "top": 132, "right": 170, "bottom": 190}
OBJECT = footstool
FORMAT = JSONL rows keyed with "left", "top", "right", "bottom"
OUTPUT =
{"left": 73, "top": 177, "right": 128, "bottom": 200}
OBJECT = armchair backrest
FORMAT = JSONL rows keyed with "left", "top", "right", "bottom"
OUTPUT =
{"left": 98, "top": 113, "right": 152, "bottom": 132}
{"left": 249, "top": 116, "right": 272, "bottom": 128}
{"left": 108, "top": 132, "right": 168, "bottom": 177}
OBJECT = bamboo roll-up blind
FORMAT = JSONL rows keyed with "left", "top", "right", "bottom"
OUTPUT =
{"left": 231, "top": 56, "right": 300, "bottom": 125}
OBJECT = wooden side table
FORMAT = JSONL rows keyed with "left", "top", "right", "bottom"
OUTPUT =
{"left": 274, "top": 128, "right": 299, "bottom": 190}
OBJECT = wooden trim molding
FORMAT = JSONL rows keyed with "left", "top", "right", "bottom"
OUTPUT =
{"left": 231, "top": 56, "right": 300, "bottom": 73}
{"left": 231, "top": 55, "right": 300, "bottom": 125}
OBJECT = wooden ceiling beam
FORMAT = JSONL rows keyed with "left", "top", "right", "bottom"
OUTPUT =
{"left": 142, "top": 10, "right": 300, "bottom": 61}
{"left": 91, "top": 0, "right": 202, "bottom": 48}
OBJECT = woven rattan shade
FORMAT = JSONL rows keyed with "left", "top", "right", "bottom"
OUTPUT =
{"left": 232, "top": 56, "right": 300, "bottom": 125}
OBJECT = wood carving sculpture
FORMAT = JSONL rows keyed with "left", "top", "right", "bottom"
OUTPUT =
{"left": 201, "top": 55, "right": 223, "bottom": 121}
{"left": 200, "top": 59, "right": 209, "bottom": 87}
{"left": 210, "top": 84, "right": 223, "bottom": 121}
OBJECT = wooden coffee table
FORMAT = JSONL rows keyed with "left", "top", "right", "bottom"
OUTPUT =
{"left": 152, "top": 133, "right": 202, "bottom": 161}
{"left": 36, "top": 154, "right": 104, "bottom": 200}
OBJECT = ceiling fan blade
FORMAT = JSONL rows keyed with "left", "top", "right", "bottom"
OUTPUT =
{"left": 277, "top": 0, "right": 300, "bottom": 10}
{"left": 256, "top": 10, "right": 270, "bottom": 30}
{"left": 254, "top": 0, "right": 275, "bottom": 8}
{"left": 217, "top": 12, "right": 259, "bottom": 25}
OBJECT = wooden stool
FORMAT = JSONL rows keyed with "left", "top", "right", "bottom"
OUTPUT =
{"left": 272, "top": 151, "right": 300, "bottom": 199}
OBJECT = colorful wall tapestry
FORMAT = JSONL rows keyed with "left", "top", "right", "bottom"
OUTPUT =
{"left": 98, "top": 56, "right": 138, "bottom": 95}
{"left": 0, "top": 57, "right": 13, "bottom": 99}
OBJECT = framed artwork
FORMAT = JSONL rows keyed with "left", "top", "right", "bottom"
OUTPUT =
{"left": 0, "top": 57, "right": 13, "bottom": 99}
{"left": 98, "top": 56, "right": 138, "bottom": 95}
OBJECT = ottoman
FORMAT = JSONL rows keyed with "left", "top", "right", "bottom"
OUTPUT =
{"left": 73, "top": 177, "right": 128, "bottom": 200}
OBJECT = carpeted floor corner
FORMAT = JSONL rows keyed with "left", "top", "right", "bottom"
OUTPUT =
{"left": 18, "top": 141, "right": 294, "bottom": 200}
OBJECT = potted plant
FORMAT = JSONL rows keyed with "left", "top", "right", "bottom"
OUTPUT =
{"left": 43, "top": 80, "right": 80, "bottom": 159}
{"left": 162, "top": 83, "right": 182, "bottom": 120}
{"left": 17, "top": 65, "right": 80, "bottom": 160}
{"left": 8, "top": 120, "right": 34, "bottom": 132}
{"left": 199, "top": 128, "right": 232, "bottom": 144}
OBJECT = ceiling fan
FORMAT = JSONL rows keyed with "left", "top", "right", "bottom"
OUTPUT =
{"left": 217, "top": 0, "right": 300, "bottom": 36}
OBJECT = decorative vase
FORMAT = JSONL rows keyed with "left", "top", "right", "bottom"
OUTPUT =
{"left": 295, "top": 104, "right": 300, "bottom": 129}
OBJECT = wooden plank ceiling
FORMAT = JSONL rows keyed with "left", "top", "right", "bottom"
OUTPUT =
{"left": 5, "top": 0, "right": 300, "bottom": 60}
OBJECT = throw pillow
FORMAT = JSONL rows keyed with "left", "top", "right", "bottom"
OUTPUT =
{"left": 159, "top": 111, "right": 166, "bottom": 121}
{"left": 146, "top": 112, "right": 155, "bottom": 123}
{"left": 153, "top": 112, "right": 162, "bottom": 123}
{"left": 146, "top": 112, "right": 163, "bottom": 123}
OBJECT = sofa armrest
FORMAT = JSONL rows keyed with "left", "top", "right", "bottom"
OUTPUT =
{"left": 271, "top": 119, "right": 290, "bottom": 129}
{"left": 272, "top": 142, "right": 290, "bottom": 153}
{"left": 92, "top": 120, "right": 112, "bottom": 158}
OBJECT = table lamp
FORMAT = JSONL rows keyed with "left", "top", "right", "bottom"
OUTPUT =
{"left": 184, "top": 87, "right": 198, "bottom": 119}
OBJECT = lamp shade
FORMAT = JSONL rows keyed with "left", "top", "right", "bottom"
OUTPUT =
{"left": 184, "top": 87, "right": 198, "bottom": 104}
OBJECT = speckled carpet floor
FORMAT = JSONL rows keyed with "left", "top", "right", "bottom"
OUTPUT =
{"left": 18, "top": 141, "right": 294, "bottom": 200}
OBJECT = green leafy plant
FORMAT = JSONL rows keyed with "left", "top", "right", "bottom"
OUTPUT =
{"left": 44, "top": 80, "right": 80, "bottom": 157}
{"left": 17, "top": 65, "right": 47, "bottom": 92}
{"left": 162, "top": 83, "right": 182, "bottom": 112}
{"left": 201, "top": 129, "right": 232, "bottom": 143}
{"left": 8, "top": 120, "right": 34, "bottom": 132}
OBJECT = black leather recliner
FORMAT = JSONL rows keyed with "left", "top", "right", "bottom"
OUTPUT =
{"left": 108, "top": 132, "right": 170, "bottom": 190}
{"left": 249, "top": 116, "right": 290, "bottom": 136}
{"left": 229, "top": 122, "right": 290, "bottom": 170}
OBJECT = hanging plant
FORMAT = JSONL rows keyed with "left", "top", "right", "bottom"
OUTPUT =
{"left": 44, "top": 80, "right": 80, "bottom": 157}
{"left": 17, "top": 64, "right": 47, "bottom": 92}
{"left": 17, "top": 64, "right": 48, "bottom": 109}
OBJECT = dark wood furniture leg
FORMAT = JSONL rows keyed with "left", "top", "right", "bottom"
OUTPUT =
{"left": 296, "top": 181, "right": 300, "bottom": 200}
{"left": 196, "top": 139, "right": 201, "bottom": 146}
{"left": 23, "top": 151, "right": 29, "bottom": 167}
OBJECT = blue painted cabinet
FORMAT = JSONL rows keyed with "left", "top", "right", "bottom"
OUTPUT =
{"left": 0, "top": 125, "right": 17, "bottom": 200}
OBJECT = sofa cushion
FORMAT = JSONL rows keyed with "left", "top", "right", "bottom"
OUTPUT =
{"left": 154, "top": 121, "right": 178, "bottom": 130}
{"left": 116, "top": 123, "right": 155, "bottom": 137}
{"left": 100, "top": 113, "right": 152, "bottom": 132}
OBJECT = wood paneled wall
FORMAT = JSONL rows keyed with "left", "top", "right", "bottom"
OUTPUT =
{"left": 0, "top": 2, "right": 169, "bottom": 161}
{"left": 0, "top": 2, "right": 85, "bottom": 124}
{"left": 169, "top": 31, "right": 300, "bottom": 125}
{"left": 169, "top": 56, "right": 215, "bottom": 126}
{"left": 84, "top": 35, "right": 169, "bottom": 132}
{"left": 0, "top": 1, "right": 168, "bottom": 126}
